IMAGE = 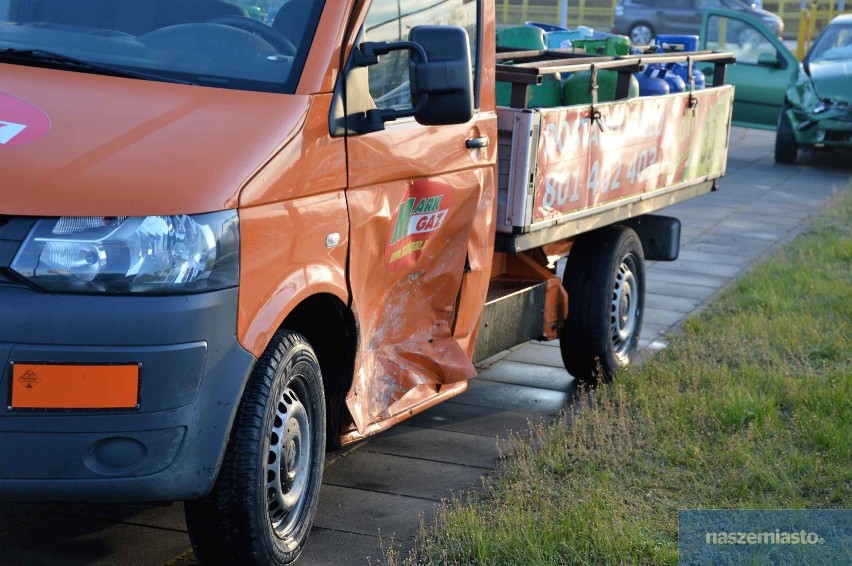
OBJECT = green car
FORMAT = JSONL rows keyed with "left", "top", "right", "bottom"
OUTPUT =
{"left": 699, "top": 10, "right": 852, "bottom": 164}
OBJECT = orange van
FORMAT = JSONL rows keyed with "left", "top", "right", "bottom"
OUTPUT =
{"left": 0, "top": 0, "right": 734, "bottom": 563}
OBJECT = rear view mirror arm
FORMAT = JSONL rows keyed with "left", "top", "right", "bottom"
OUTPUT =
{"left": 354, "top": 40, "right": 427, "bottom": 68}
{"left": 352, "top": 41, "right": 429, "bottom": 131}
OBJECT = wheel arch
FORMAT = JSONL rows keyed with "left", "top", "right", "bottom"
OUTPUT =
{"left": 201, "top": 292, "right": 356, "bottom": 498}
{"left": 278, "top": 293, "right": 358, "bottom": 448}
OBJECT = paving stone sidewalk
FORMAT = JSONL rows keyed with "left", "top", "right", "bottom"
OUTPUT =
{"left": 0, "top": 128, "right": 847, "bottom": 565}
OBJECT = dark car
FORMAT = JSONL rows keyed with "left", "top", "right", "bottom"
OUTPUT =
{"left": 613, "top": 0, "right": 783, "bottom": 45}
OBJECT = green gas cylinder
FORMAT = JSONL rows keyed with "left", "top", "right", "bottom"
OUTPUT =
{"left": 571, "top": 36, "right": 630, "bottom": 56}
{"left": 496, "top": 26, "right": 546, "bottom": 50}
{"left": 496, "top": 74, "right": 562, "bottom": 108}
{"left": 496, "top": 27, "right": 559, "bottom": 107}
{"left": 562, "top": 71, "right": 640, "bottom": 105}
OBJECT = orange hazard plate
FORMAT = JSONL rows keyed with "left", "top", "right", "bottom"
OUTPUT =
{"left": 11, "top": 363, "right": 139, "bottom": 410}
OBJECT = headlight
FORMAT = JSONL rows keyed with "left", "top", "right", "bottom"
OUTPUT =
{"left": 11, "top": 211, "right": 239, "bottom": 294}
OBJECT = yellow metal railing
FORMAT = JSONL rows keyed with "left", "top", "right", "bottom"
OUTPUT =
{"left": 497, "top": 0, "right": 617, "bottom": 29}
{"left": 794, "top": 1, "right": 850, "bottom": 58}
{"left": 747, "top": 1, "right": 848, "bottom": 39}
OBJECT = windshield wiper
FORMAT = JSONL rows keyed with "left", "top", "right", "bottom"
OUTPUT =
{"left": 0, "top": 48, "right": 195, "bottom": 85}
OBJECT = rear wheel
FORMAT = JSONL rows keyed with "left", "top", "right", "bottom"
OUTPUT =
{"left": 185, "top": 330, "right": 326, "bottom": 566}
{"left": 774, "top": 104, "right": 798, "bottom": 164}
{"left": 560, "top": 226, "right": 645, "bottom": 383}
{"left": 628, "top": 22, "right": 654, "bottom": 45}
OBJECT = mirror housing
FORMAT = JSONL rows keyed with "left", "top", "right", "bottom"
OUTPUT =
{"left": 408, "top": 25, "right": 474, "bottom": 126}
{"left": 350, "top": 25, "right": 473, "bottom": 133}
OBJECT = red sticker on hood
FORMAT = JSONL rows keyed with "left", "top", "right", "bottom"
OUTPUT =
{"left": 0, "top": 93, "right": 51, "bottom": 147}
{"left": 385, "top": 179, "right": 455, "bottom": 271}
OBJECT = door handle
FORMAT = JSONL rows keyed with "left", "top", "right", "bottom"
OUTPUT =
{"left": 465, "top": 136, "right": 489, "bottom": 149}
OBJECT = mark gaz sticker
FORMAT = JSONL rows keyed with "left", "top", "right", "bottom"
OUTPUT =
{"left": 0, "top": 93, "right": 51, "bottom": 147}
{"left": 384, "top": 179, "right": 454, "bottom": 271}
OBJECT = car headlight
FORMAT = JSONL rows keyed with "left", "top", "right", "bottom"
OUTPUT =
{"left": 11, "top": 211, "right": 239, "bottom": 294}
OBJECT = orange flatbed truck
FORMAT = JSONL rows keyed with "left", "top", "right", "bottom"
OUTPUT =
{"left": 0, "top": 1, "right": 734, "bottom": 563}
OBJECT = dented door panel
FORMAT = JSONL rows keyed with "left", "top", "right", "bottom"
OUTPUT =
{"left": 344, "top": 116, "right": 497, "bottom": 437}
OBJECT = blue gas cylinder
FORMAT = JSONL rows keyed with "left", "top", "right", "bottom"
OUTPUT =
{"left": 654, "top": 34, "right": 699, "bottom": 53}
{"left": 657, "top": 66, "right": 686, "bottom": 93}
{"left": 635, "top": 67, "right": 670, "bottom": 96}
{"left": 665, "top": 62, "right": 706, "bottom": 90}
{"left": 654, "top": 34, "right": 707, "bottom": 91}
{"left": 652, "top": 34, "right": 704, "bottom": 90}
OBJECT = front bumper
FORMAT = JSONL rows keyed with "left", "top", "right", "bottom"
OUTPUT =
{"left": 0, "top": 285, "right": 255, "bottom": 502}
{"left": 789, "top": 107, "right": 852, "bottom": 149}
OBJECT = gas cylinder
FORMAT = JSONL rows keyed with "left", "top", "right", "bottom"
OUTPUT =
{"left": 563, "top": 70, "right": 640, "bottom": 105}
{"left": 635, "top": 67, "right": 670, "bottom": 96}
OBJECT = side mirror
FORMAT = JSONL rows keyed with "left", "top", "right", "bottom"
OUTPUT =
{"left": 756, "top": 53, "right": 782, "bottom": 68}
{"left": 351, "top": 25, "right": 473, "bottom": 132}
{"left": 408, "top": 25, "right": 474, "bottom": 126}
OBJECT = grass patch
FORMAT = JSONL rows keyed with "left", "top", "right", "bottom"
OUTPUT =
{"left": 393, "top": 190, "right": 851, "bottom": 565}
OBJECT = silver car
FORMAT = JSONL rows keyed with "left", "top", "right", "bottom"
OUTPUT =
{"left": 613, "top": 0, "right": 783, "bottom": 45}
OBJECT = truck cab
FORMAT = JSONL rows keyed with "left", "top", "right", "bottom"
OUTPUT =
{"left": 0, "top": 1, "right": 490, "bottom": 562}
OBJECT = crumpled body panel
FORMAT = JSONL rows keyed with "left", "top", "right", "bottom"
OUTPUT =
{"left": 344, "top": 118, "right": 498, "bottom": 437}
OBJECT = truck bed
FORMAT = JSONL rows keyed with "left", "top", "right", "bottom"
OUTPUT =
{"left": 494, "top": 52, "right": 735, "bottom": 252}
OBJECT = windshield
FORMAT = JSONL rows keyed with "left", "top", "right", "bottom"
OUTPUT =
{"left": 0, "top": 0, "right": 325, "bottom": 93}
{"left": 809, "top": 22, "right": 852, "bottom": 63}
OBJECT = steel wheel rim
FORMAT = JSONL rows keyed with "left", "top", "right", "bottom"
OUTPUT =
{"left": 266, "top": 378, "right": 312, "bottom": 538}
{"left": 630, "top": 25, "right": 652, "bottom": 44}
{"left": 611, "top": 255, "right": 640, "bottom": 358}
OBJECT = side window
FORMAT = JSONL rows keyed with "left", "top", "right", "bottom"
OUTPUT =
{"left": 363, "top": 0, "right": 479, "bottom": 110}
{"left": 705, "top": 14, "right": 778, "bottom": 64}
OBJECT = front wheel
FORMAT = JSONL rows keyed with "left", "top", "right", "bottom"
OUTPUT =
{"left": 774, "top": 104, "right": 799, "bottom": 164}
{"left": 185, "top": 330, "right": 326, "bottom": 566}
{"left": 560, "top": 226, "right": 646, "bottom": 383}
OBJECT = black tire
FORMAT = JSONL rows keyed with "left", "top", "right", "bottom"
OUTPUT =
{"left": 185, "top": 330, "right": 326, "bottom": 566}
{"left": 774, "top": 104, "right": 798, "bottom": 164}
{"left": 559, "top": 226, "right": 645, "bottom": 383}
{"left": 628, "top": 22, "right": 655, "bottom": 45}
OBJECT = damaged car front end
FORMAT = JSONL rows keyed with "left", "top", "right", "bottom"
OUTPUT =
{"left": 775, "top": 14, "right": 852, "bottom": 163}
